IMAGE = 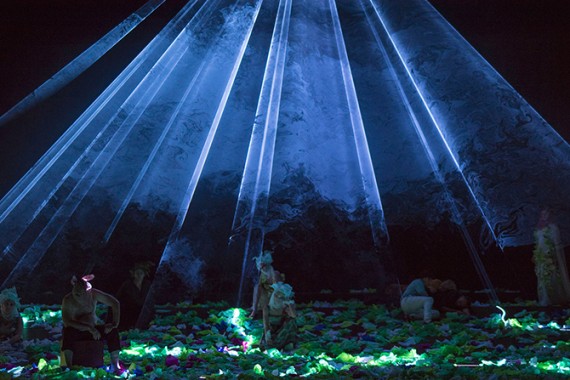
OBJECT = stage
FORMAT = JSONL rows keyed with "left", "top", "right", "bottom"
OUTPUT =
{"left": 2, "top": 297, "right": 570, "bottom": 378}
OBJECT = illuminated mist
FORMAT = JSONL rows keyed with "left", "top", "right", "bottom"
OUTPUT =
{"left": 0, "top": 0, "right": 569, "bottom": 305}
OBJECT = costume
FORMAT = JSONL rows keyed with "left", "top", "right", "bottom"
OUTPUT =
{"left": 434, "top": 289, "right": 467, "bottom": 313}
{"left": 266, "top": 312, "right": 297, "bottom": 350}
{"left": 400, "top": 279, "right": 440, "bottom": 322}
{"left": 256, "top": 271, "right": 276, "bottom": 313}
{"left": 533, "top": 223, "right": 570, "bottom": 306}
{"left": 0, "top": 314, "right": 20, "bottom": 340}
{"left": 0, "top": 287, "right": 23, "bottom": 342}
{"left": 115, "top": 278, "right": 151, "bottom": 330}
{"left": 61, "top": 325, "right": 121, "bottom": 352}
{"left": 262, "top": 282, "right": 297, "bottom": 350}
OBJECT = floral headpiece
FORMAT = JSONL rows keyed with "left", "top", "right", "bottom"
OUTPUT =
{"left": 131, "top": 261, "right": 154, "bottom": 277}
{"left": 253, "top": 250, "right": 273, "bottom": 270}
{"left": 71, "top": 274, "right": 95, "bottom": 291}
{"left": 0, "top": 287, "right": 21, "bottom": 316}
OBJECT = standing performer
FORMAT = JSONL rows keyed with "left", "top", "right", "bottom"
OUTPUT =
{"left": 533, "top": 208, "right": 570, "bottom": 306}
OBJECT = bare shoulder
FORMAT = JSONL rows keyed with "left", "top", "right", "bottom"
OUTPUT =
{"left": 61, "top": 293, "right": 78, "bottom": 317}
{"left": 92, "top": 288, "right": 118, "bottom": 305}
{"left": 62, "top": 292, "right": 73, "bottom": 305}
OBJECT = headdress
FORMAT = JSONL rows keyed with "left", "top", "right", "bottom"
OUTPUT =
{"left": 0, "top": 287, "right": 21, "bottom": 317}
{"left": 71, "top": 274, "right": 95, "bottom": 291}
{"left": 253, "top": 250, "right": 273, "bottom": 270}
{"left": 131, "top": 261, "right": 154, "bottom": 277}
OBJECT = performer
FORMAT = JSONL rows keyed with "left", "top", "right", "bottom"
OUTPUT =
{"left": 263, "top": 282, "right": 297, "bottom": 350}
{"left": 114, "top": 262, "right": 153, "bottom": 330}
{"left": 400, "top": 277, "right": 441, "bottom": 323}
{"left": 533, "top": 208, "right": 570, "bottom": 306}
{"left": 0, "top": 287, "right": 24, "bottom": 344}
{"left": 61, "top": 275, "right": 121, "bottom": 370}
{"left": 249, "top": 251, "right": 283, "bottom": 335}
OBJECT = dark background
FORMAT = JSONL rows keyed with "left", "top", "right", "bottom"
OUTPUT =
{"left": 429, "top": 0, "right": 570, "bottom": 143}
{"left": 1, "top": 0, "right": 568, "bottom": 187}
{"left": 0, "top": 0, "right": 568, "bottom": 300}
{"left": 1, "top": 0, "right": 569, "bottom": 138}
{"left": 1, "top": 0, "right": 568, "bottom": 198}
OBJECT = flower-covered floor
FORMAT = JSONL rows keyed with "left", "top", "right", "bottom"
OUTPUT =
{"left": 2, "top": 300, "right": 570, "bottom": 379}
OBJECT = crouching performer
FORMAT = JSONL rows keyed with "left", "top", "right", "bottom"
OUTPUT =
{"left": 61, "top": 274, "right": 121, "bottom": 370}
{"left": 262, "top": 282, "right": 297, "bottom": 351}
{"left": 400, "top": 277, "right": 441, "bottom": 323}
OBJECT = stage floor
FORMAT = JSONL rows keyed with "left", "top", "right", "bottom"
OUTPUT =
{"left": 2, "top": 299, "right": 570, "bottom": 379}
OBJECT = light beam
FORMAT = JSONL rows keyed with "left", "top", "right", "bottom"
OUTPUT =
{"left": 328, "top": 0, "right": 388, "bottom": 247}
{"left": 367, "top": 0, "right": 498, "bottom": 242}
{"left": 0, "top": 0, "right": 166, "bottom": 127}
{"left": 231, "top": 0, "right": 292, "bottom": 304}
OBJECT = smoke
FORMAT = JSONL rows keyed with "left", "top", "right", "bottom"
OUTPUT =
{"left": 163, "top": 238, "right": 205, "bottom": 293}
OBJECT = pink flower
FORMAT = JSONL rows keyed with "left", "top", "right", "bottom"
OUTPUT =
{"left": 165, "top": 355, "right": 179, "bottom": 367}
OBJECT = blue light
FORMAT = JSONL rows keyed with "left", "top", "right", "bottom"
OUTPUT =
{"left": 366, "top": 0, "right": 498, "bottom": 242}
{"left": 328, "top": 0, "right": 388, "bottom": 247}
{"left": 0, "top": 0, "right": 204, "bottom": 256}
{"left": 164, "top": 0, "right": 263, "bottom": 239}
{"left": 0, "top": 0, "right": 167, "bottom": 127}
{"left": 233, "top": 0, "right": 292, "bottom": 304}
{"left": 1, "top": 0, "right": 258, "bottom": 286}
{"left": 359, "top": 0, "right": 497, "bottom": 301}
{"left": 103, "top": 59, "right": 209, "bottom": 243}
{"left": 367, "top": 0, "right": 570, "bottom": 248}
{"left": 148, "top": 0, "right": 264, "bottom": 300}
{"left": 1, "top": 0, "right": 568, "bottom": 298}
{"left": 0, "top": 33, "right": 192, "bottom": 287}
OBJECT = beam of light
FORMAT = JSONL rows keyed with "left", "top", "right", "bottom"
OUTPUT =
{"left": 328, "top": 0, "right": 388, "bottom": 248}
{"left": 150, "top": 0, "right": 263, "bottom": 297}
{"left": 367, "top": 0, "right": 498, "bottom": 243}
{"left": 0, "top": 43, "right": 188, "bottom": 285}
{"left": 104, "top": 0, "right": 248, "bottom": 243}
{"left": 0, "top": 30, "right": 191, "bottom": 267}
{"left": 0, "top": 0, "right": 166, "bottom": 127}
{"left": 359, "top": 0, "right": 498, "bottom": 303}
{"left": 102, "top": 59, "right": 208, "bottom": 243}
{"left": 232, "top": 0, "right": 292, "bottom": 305}
{"left": 23, "top": 0, "right": 224, "bottom": 226}
{"left": 421, "top": 1, "right": 570, "bottom": 150}
{"left": 0, "top": 0, "right": 203, "bottom": 248}
{"left": 0, "top": 14, "right": 207, "bottom": 286}
{"left": 162, "top": 0, "right": 263, "bottom": 242}
{"left": 0, "top": 0, "right": 223, "bottom": 265}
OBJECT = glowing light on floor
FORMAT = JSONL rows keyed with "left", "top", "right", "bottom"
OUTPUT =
{"left": 18, "top": 303, "right": 570, "bottom": 378}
